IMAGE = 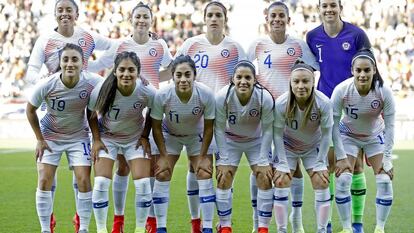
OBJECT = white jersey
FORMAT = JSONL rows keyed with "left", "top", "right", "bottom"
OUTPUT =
{"left": 175, "top": 34, "right": 246, "bottom": 92}
{"left": 274, "top": 90, "right": 333, "bottom": 153}
{"left": 27, "top": 26, "right": 112, "bottom": 83}
{"left": 88, "top": 80, "right": 156, "bottom": 144}
{"left": 29, "top": 72, "right": 102, "bottom": 141}
{"left": 151, "top": 81, "right": 215, "bottom": 136}
{"left": 215, "top": 85, "right": 274, "bottom": 142}
{"left": 247, "top": 35, "right": 319, "bottom": 99}
{"left": 88, "top": 36, "right": 173, "bottom": 88}
{"left": 331, "top": 78, "right": 395, "bottom": 141}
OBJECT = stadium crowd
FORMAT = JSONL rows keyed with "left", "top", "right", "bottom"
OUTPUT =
{"left": 0, "top": 0, "right": 413, "bottom": 101}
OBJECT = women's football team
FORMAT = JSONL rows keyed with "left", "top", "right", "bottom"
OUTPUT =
{"left": 26, "top": 1, "right": 395, "bottom": 233}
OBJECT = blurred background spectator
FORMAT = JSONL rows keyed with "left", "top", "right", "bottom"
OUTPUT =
{"left": 0, "top": 0, "right": 412, "bottom": 103}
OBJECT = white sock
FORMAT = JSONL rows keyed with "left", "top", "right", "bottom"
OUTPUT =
{"left": 257, "top": 188, "right": 273, "bottom": 228}
{"left": 198, "top": 178, "right": 215, "bottom": 229}
{"left": 315, "top": 188, "right": 331, "bottom": 231}
{"left": 92, "top": 176, "right": 111, "bottom": 231}
{"left": 250, "top": 173, "right": 258, "bottom": 230}
{"left": 187, "top": 171, "right": 200, "bottom": 219}
{"left": 113, "top": 173, "right": 129, "bottom": 216}
{"left": 153, "top": 180, "right": 170, "bottom": 228}
{"left": 216, "top": 188, "right": 232, "bottom": 227}
{"left": 335, "top": 172, "right": 352, "bottom": 229}
{"left": 134, "top": 178, "right": 152, "bottom": 228}
{"left": 36, "top": 189, "right": 52, "bottom": 232}
{"left": 51, "top": 174, "right": 57, "bottom": 208}
{"left": 78, "top": 191, "right": 92, "bottom": 231}
{"left": 375, "top": 174, "right": 393, "bottom": 230}
{"left": 273, "top": 187, "right": 290, "bottom": 232}
{"left": 290, "top": 177, "right": 304, "bottom": 230}
{"left": 73, "top": 172, "right": 79, "bottom": 212}
{"left": 148, "top": 177, "right": 155, "bottom": 218}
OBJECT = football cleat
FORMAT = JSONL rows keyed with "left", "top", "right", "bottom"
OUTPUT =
{"left": 112, "top": 215, "right": 125, "bottom": 233}
{"left": 191, "top": 218, "right": 202, "bottom": 233}
{"left": 145, "top": 217, "right": 156, "bottom": 233}
{"left": 72, "top": 212, "right": 80, "bottom": 233}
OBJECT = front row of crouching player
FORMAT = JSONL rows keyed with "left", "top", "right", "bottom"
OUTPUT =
{"left": 27, "top": 45, "right": 394, "bottom": 233}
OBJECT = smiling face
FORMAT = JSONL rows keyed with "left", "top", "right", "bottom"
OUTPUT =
{"left": 290, "top": 69, "right": 314, "bottom": 102}
{"left": 115, "top": 58, "right": 139, "bottom": 90}
{"left": 131, "top": 7, "right": 152, "bottom": 34}
{"left": 60, "top": 49, "right": 82, "bottom": 78}
{"left": 352, "top": 57, "right": 376, "bottom": 93}
{"left": 319, "top": 0, "right": 342, "bottom": 24}
{"left": 55, "top": 0, "right": 78, "bottom": 29}
{"left": 266, "top": 5, "right": 290, "bottom": 34}
{"left": 232, "top": 66, "right": 256, "bottom": 97}
{"left": 204, "top": 4, "right": 226, "bottom": 34}
{"left": 173, "top": 62, "right": 195, "bottom": 94}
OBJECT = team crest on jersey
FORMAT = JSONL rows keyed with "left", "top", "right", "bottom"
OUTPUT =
{"left": 249, "top": 109, "right": 259, "bottom": 117}
{"left": 342, "top": 42, "right": 351, "bottom": 51}
{"left": 78, "top": 38, "right": 86, "bottom": 47}
{"left": 192, "top": 106, "right": 202, "bottom": 115}
{"left": 149, "top": 48, "right": 157, "bottom": 57}
{"left": 134, "top": 102, "right": 143, "bottom": 109}
{"left": 287, "top": 48, "right": 296, "bottom": 56}
{"left": 371, "top": 100, "right": 381, "bottom": 109}
{"left": 310, "top": 112, "right": 319, "bottom": 121}
{"left": 79, "top": 90, "right": 88, "bottom": 99}
{"left": 221, "top": 49, "right": 230, "bottom": 58}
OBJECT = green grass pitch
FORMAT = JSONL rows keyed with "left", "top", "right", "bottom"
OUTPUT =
{"left": 0, "top": 148, "right": 412, "bottom": 232}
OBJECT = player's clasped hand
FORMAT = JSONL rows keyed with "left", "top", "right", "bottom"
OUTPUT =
{"left": 35, "top": 139, "right": 52, "bottom": 162}
{"left": 273, "top": 170, "right": 292, "bottom": 187}
{"left": 136, "top": 137, "right": 151, "bottom": 158}
{"left": 335, "top": 158, "right": 352, "bottom": 177}
{"left": 91, "top": 140, "right": 108, "bottom": 164}
{"left": 315, "top": 170, "right": 330, "bottom": 184}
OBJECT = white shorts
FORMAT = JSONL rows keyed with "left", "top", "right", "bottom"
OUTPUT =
{"left": 38, "top": 139, "right": 92, "bottom": 167}
{"left": 98, "top": 138, "right": 146, "bottom": 161}
{"left": 284, "top": 147, "right": 319, "bottom": 171}
{"left": 342, "top": 133, "right": 385, "bottom": 158}
{"left": 215, "top": 139, "right": 271, "bottom": 166}
{"left": 152, "top": 133, "right": 214, "bottom": 156}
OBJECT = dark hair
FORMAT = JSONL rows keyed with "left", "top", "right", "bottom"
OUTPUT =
{"left": 131, "top": 2, "right": 153, "bottom": 19}
{"left": 171, "top": 55, "right": 197, "bottom": 77}
{"left": 203, "top": 1, "right": 228, "bottom": 21}
{"left": 55, "top": 0, "right": 79, "bottom": 14}
{"left": 268, "top": 1, "right": 289, "bottom": 17}
{"left": 319, "top": 0, "right": 342, "bottom": 6}
{"left": 94, "top": 52, "right": 141, "bottom": 117}
{"left": 224, "top": 60, "right": 274, "bottom": 120}
{"left": 351, "top": 48, "right": 383, "bottom": 90}
{"left": 59, "top": 43, "right": 84, "bottom": 62}
{"left": 286, "top": 60, "right": 317, "bottom": 129}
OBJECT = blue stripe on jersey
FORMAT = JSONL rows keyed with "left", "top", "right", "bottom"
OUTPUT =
{"left": 335, "top": 196, "right": 351, "bottom": 204}
{"left": 187, "top": 189, "right": 199, "bottom": 196}
{"left": 200, "top": 195, "right": 216, "bottom": 203}
{"left": 93, "top": 201, "right": 109, "bottom": 209}
{"left": 376, "top": 198, "right": 392, "bottom": 206}
{"left": 273, "top": 196, "right": 289, "bottom": 201}
{"left": 136, "top": 200, "right": 153, "bottom": 208}
{"left": 217, "top": 208, "right": 232, "bottom": 216}
{"left": 153, "top": 197, "right": 169, "bottom": 204}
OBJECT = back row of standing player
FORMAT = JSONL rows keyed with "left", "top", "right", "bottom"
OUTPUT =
{"left": 26, "top": 0, "right": 395, "bottom": 233}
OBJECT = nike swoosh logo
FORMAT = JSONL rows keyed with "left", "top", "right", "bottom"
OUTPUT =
{"left": 316, "top": 44, "right": 323, "bottom": 48}
{"left": 264, "top": 50, "right": 271, "bottom": 53}
{"left": 198, "top": 50, "right": 206, "bottom": 53}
